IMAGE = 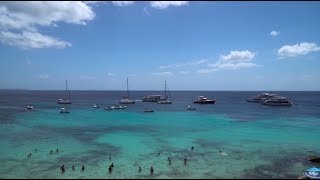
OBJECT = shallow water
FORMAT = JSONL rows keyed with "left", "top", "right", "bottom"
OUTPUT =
{"left": 0, "top": 90, "right": 319, "bottom": 178}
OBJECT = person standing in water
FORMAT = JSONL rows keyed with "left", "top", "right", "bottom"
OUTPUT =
{"left": 138, "top": 166, "right": 142, "bottom": 173}
{"left": 150, "top": 166, "right": 154, "bottom": 174}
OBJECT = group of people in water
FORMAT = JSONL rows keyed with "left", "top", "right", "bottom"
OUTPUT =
{"left": 29, "top": 145, "right": 226, "bottom": 175}
{"left": 60, "top": 164, "right": 85, "bottom": 173}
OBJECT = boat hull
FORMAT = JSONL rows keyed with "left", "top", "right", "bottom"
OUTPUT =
{"left": 193, "top": 100, "right": 215, "bottom": 104}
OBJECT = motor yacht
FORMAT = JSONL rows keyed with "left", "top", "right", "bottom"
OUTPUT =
{"left": 262, "top": 96, "right": 292, "bottom": 106}
{"left": 193, "top": 96, "right": 215, "bottom": 104}
{"left": 247, "top": 93, "right": 276, "bottom": 103}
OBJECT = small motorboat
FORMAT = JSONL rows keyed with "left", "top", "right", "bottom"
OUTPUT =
{"left": 60, "top": 107, "right": 70, "bottom": 113}
{"left": 104, "top": 106, "right": 113, "bottom": 110}
{"left": 27, "top": 105, "right": 34, "bottom": 110}
{"left": 187, "top": 105, "right": 196, "bottom": 110}
{"left": 93, "top": 104, "right": 99, "bottom": 108}
{"left": 144, "top": 108, "right": 154, "bottom": 112}
{"left": 111, "top": 105, "right": 127, "bottom": 109}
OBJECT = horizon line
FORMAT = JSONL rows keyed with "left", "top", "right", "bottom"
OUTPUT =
{"left": 0, "top": 89, "right": 319, "bottom": 92}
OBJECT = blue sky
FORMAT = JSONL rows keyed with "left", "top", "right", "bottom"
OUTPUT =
{"left": 1, "top": 1, "right": 320, "bottom": 90}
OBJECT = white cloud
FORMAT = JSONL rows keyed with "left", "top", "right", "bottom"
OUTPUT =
{"left": 152, "top": 71, "right": 173, "bottom": 76}
{"left": 26, "top": 60, "right": 32, "bottom": 65}
{"left": 107, "top": 72, "right": 116, "bottom": 76}
{"left": 178, "top": 71, "right": 189, "bottom": 74}
{"left": 80, "top": 75, "right": 96, "bottom": 79}
{"left": 112, "top": 1, "right": 134, "bottom": 6}
{"left": 197, "top": 50, "right": 258, "bottom": 73}
{"left": 127, "top": 73, "right": 137, "bottom": 77}
{"left": 0, "top": 31, "right": 71, "bottom": 49}
{"left": 277, "top": 42, "right": 320, "bottom": 58}
{"left": 220, "top": 50, "right": 255, "bottom": 62}
{"left": 0, "top": 1, "right": 95, "bottom": 49}
{"left": 149, "top": 1, "right": 189, "bottom": 9}
{"left": 210, "top": 62, "right": 258, "bottom": 70}
{"left": 196, "top": 68, "right": 217, "bottom": 74}
{"left": 270, "top": 31, "right": 279, "bottom": 37}
{"left": 160, "top": 59, "right": 208, "bottom": 69}
{"left": 39, "top": 74, "right": 49, "bottom": 79}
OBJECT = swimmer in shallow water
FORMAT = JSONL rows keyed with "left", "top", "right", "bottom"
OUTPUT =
{"left": 138, "top": 166, "right": 141, "bottom": 173}
{"left": 219, "top": 150, "right": 227, "bottom": 156}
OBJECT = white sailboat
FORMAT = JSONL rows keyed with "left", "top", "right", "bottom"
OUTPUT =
{"left": 157, "top": 80, "right": 172, "bottom": 104}
{"left": 119, "top": 77, "right": 135, "bottom": 104}
{"left": 57, "top": 80, "right": 72, "bottom": 104}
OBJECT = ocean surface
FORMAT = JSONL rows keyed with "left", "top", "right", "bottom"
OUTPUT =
{"left": 0, "top": 90, "right": 319, "bottom": 179}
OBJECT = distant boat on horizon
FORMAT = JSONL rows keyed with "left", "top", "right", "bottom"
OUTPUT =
{"left": 60, "top": 107, "right": 70, "bottom": 113}
{"left": 92, "top": 104, "right": 99, "bottom": 108}
{"left": 26, "top": 105, "right": 34, "bottom": 110}
{"left": 261, "top": 96, "right": 292, "bottom": 106}
{"left": 119, "top": 77, "right": 135, "bottom": 104}
{"left": 57, "top": 80, "right": 72, "bottom": 104}
{"left": 144, "top": 108, "right": 154, "bottom": 112}
{"left": 247, "top": 93, "right": 276, "bottom": 103}
{"left": 193, "top": 96, "right": 215, "bottom": 104}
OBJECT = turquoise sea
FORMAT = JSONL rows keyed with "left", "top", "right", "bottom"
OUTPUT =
{"left": 0, "top": 90, "right": 319, "bottom": 179}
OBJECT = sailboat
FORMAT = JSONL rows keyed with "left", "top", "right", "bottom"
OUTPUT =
{"left": 119, "top": 77, "right": 135, "bottom": 104}
{"left": 57, "top": 80, "right": 72, "bottom": 104}
{"left": 157, "top": 80, "right": 172, "bottom": 104}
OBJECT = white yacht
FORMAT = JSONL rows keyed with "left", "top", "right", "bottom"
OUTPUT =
{"left": 60, "top": 107, "right": 70, "bottom": 113}
{"left": 26, "top": 105, "right": 34, "bottom": 110}
{"left": 193, "top": 96, "right": 215, "bottom": 104}
{"left": 111, "top": 105, "right": 127, "bottom": 109}
{"left": 187, "top": 105, "right": 196, "bottom": 110}
{"left": 262, "top": 96, "right": 292, "bottom": 106}
{"left": 93, "top": 104, "right": 99, "bottom": 108}
{"left": 104, "top": 106, "right": 113, "bottom": 110}
{"left": 247, "top": 93, "right": 276, "bottom": 103}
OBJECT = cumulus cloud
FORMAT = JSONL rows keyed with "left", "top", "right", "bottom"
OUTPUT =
{"left": 197, "top": 50, "right": 258, "bottom": 73}
{"left": 112, "top": 1, "right": 134, "bottom": 6}
{"left": 149, "top": 1, "right": 188, "bottom": 9}
{"left": 0, "top": 31, "right": 71, "bottom": 49}
{"left": 152, "top": 71, "right": 173, "bottom": 76}
{"left": 0, "top": 1, "right": 95, "bottom": 49}
{"left": 270, "top": 31, "right": 279, "bottom": 37}
{"left": 277, "top": 42, "right": 320, "bottom": 58}
{"left": 220, "top": 50, "right": 255, "bottom": 62}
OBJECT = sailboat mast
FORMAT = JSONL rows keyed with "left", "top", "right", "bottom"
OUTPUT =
{"left": 165, "top": 80, "right": 167, "bottom": 98}
{"left": 66, "top": 80, "right": 71, "bottom": 101}
{"left": 127, "top": 77, "right": 129, "bottom": 98}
